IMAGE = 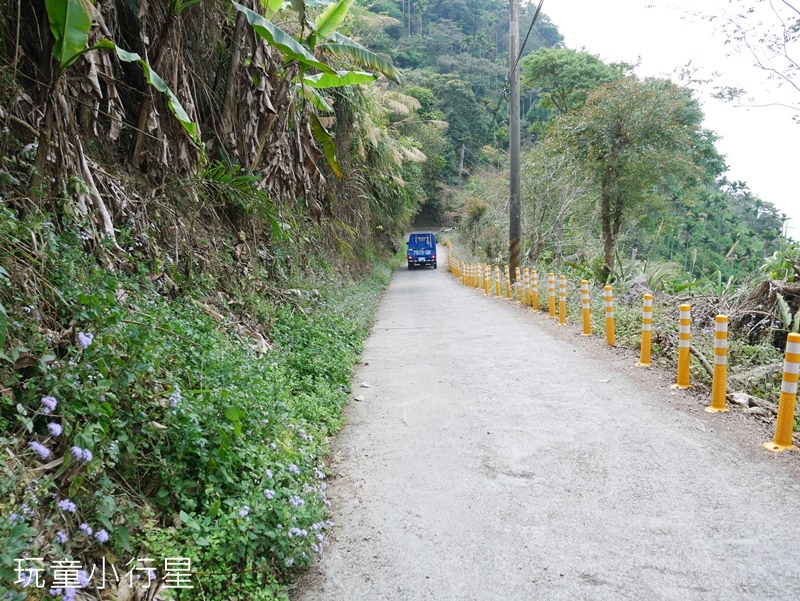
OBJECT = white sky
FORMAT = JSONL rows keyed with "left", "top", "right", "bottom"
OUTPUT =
{"left": 540, "top": 0, "right": 800, "bottom": 238}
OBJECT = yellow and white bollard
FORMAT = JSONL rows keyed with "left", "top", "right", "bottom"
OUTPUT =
{"left": 494, "top": 265, "right": 501, "bottom": 297}
{"left": 764, "top": 332, "right": 800, "bottom": 452}
{"left": 523, "top": 269, "right": 531, "bottom": 306}
{"left": 675, "top": 304, "right": 691, "bottom": 389}
{"left": 604, "top": 285, "right": 615, "bottom": 345}
{"left": 706, "top": 315, "right": 729, "bottom": 412}
{"left": 531, "top": 271, "right": 539, "bottom": 311}
{"left": 637, "top": 294, "right": 653, "bottom": 366}
{"left": 548, "top": 273, "right": 556, "bottom": 318}
{"left": 558, "top": 275, "right": 567, "bottom": 325}
{"left": 505, "top": 266, "right": 512, "bottom": 299}
{"left": 581, "top": 280, "right": 591, "bottom": 335}
{"left": 484, "top": 264, "right": 491, "bottom": 295}
{"left": 515, "top": 267, "right": 523, "bottom": 303}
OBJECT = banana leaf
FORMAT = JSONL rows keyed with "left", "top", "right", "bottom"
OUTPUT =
{"left": 95, "top": 40, "right": 199, "bottom": 143}
{"left": 296, "top": 85, "right": 334, "bottom": 112}
{"left": 309, "top": 0, "right": 354, "bottom": 48}
{"left": 233, "top": 2, "right": 334, "bottom": 74}
{"left": 303, "top": 70, "right": 376, "bottom": 88}
{"left": 310, "top": 114, "right": 341, "bottom": 178}
{"left": 45, "top": 0, "right": 95, "bottom": 69}
{"left": 318, "top": 32, "right": 400, "bottom": 83}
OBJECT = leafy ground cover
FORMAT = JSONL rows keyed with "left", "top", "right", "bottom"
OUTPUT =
{"left": 0, "top": 208, "right": 397, "bottom": 600}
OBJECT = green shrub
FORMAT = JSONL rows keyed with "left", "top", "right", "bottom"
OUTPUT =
{"left": 0, "top": 213, "right": 393, "bottom": 599}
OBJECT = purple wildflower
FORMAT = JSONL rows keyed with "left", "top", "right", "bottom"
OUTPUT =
{"left": 289, "top": 495, "right": 305, "bottom": 507}
{"left": 314, "top": 468, "right": 326, "bottom": 480}
{"left": 29, "top": 441, "right": 51, "bottom": 460}
{"left": 285, "top": 558, "right": 294, "bottom": 567}
{"left": 9, "top": 513, "right": 20, "bottom": 522}
{"left": 79, "top": 523, "right": 93, "bottom": 536}
{"left": 263, "top": 489, "right": 275, "bottom": 500}
{"left": 62, "top": 586, "right": 77, "bottom": 600}
{"left": 56, "top": 530, "right": 68, "bottom": 544}
{"left": 40, "top": 396, "right": 57, "bottom": 414}
{"left": 94, "top": 529, "right": 109, "bottom": 543}
{"left": 57, "top": 499, "right": 76, "bottom": 513}
{"left": 265, "top": 468, "right": 273, "bottom": 479}
{"left": 49, "top": 588, "right": 63, "bottom": 597}
{"left": 47, "top": 423, "right": 62, "bottom": 437}
{"left": 238, "top": 506, "right": 250, "bottom": 517}
{"left": 71, "top": 446, "right": 83, "bottom": 460}
{"left": 288, "top": 463, "right": 300, "bottom": 475}
{"left": 169, "top": 387, "right": 182, "bottom": 408}
{"left": 77, "top": 570, "right": 90, "bottom": 587}
{"left": 77, "top": 332, "right": 94, "bottom": 348}
{"left": 81, "top": 449, "right": 93, "bottom": 462}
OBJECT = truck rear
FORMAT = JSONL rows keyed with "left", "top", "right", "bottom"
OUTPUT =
{"left": 407, "top": 232, "right": 437, "bottom": 269}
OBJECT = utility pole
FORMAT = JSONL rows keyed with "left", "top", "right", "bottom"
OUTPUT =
{"left": 508, "top": 0, "right": 521, "bottom": 283}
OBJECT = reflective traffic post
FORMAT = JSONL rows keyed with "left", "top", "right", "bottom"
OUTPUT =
{"left": 706, "top": 315, "right": 729, "bottom": 412}
{"left": 637, "top": 294, "right": 653, "bottom": 366}
{"left": 604, "top": 285, "right": 615, "bottom": 346}
{"left": 764, "top": 333, "right": 800, "bottom": 452}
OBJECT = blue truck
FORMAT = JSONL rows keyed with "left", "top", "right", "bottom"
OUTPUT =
{"left": 406, "top": 232, "right": 437, "bottom": 269}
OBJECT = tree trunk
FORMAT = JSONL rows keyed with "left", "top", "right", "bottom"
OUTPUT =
{"left": 131, "top": 13, "right": 179, "bottom": 168}
{"left": 220, "top": 11, "right": 247, "bottom": 142}
{"left": 29, "top": 78, "right": 59, "bottom": 204}
{"left": 600, "top": 169, "right": 615, "bottom": 281}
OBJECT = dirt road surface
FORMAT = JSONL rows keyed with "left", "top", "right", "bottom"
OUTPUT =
{"left": 295, "top": 247, "right": 800, "bottom": 601}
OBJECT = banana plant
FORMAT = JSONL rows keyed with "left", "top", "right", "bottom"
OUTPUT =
{"left": 44, "top": 0, "right": 199, "bottom": 141}
{"left": 94, "top": 41, "right": 199, "bottom": 143}
{"left": 232, "top": 0, "right": 400, "bottom": 177}
{"left": 777, "top": 293, "right": 800, "bottom": 334}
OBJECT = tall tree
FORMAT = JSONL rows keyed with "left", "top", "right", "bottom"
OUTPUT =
{"left": 520, "top": 47, "right": 627, "bottom": 115}
{"left": 550, "top": 76, "right": 707, "bottom": 279}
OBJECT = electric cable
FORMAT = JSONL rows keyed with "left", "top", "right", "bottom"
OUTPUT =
{"left": 483, "top": 0, "right": 545, "bottom": 145}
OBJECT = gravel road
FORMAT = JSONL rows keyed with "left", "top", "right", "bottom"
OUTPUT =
{"left": 295, "top": 245, "right": 800, "bottom": 601}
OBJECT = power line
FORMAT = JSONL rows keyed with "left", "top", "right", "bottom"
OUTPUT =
{"left": 484, "top": 0, "right": 545, "bottom": 144}
{"left": 511, "top": 0, "right": 545, "bottom": 83}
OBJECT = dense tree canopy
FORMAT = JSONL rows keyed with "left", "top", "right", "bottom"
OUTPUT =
{"left": 521, "top": 47, "right": 628, "bottom": 115}
{"left": 549, "top": 77, "right": 711, "bottom": 278}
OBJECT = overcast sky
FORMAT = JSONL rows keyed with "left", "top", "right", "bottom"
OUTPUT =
{"left": 539, "top": 0, "right": 800, "bottom": 238}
